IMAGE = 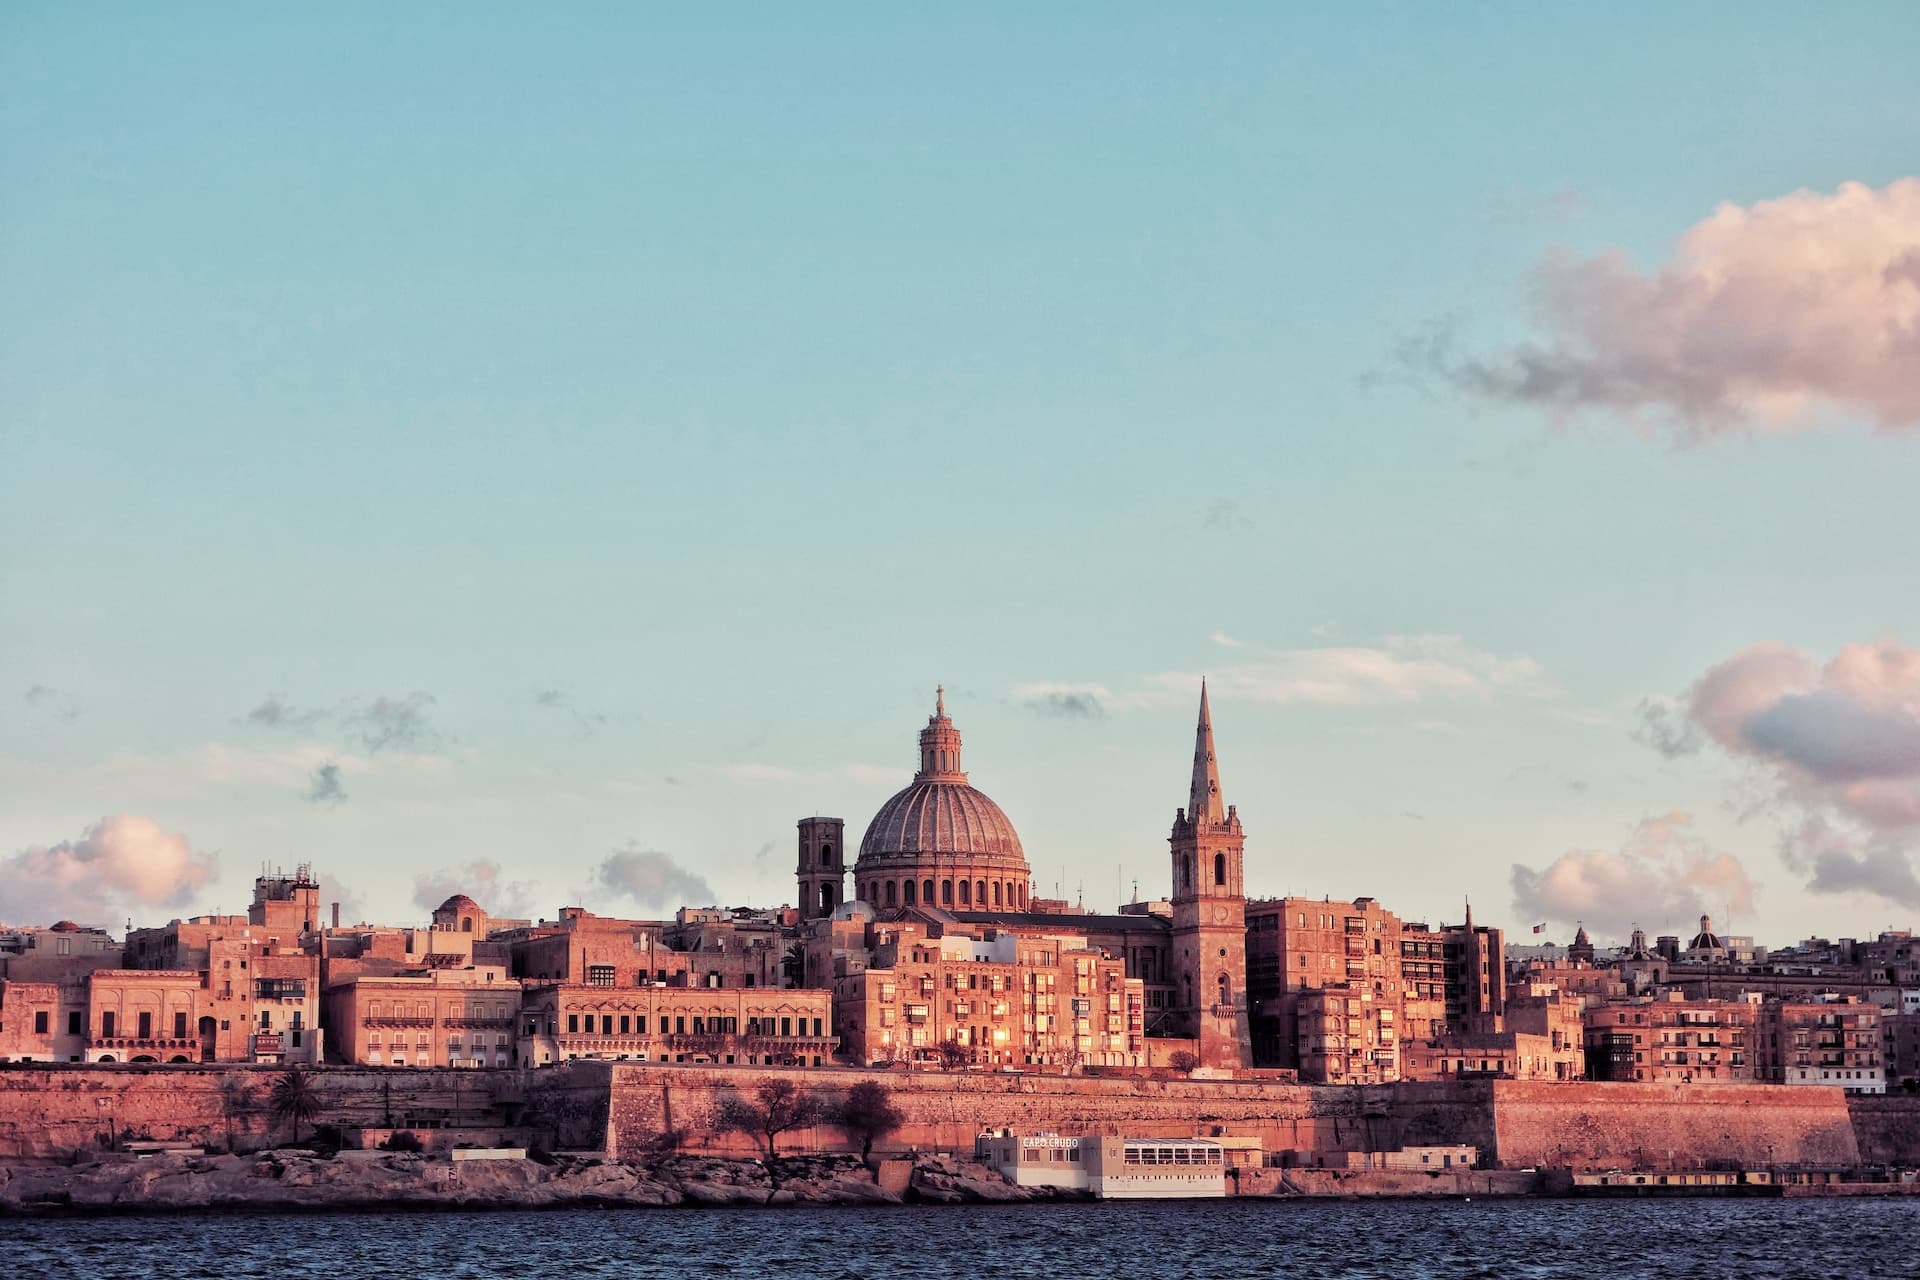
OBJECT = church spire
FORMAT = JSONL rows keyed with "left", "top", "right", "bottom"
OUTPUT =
{"left": 1189, "top": 679, "right": 1225, "bottom": 824}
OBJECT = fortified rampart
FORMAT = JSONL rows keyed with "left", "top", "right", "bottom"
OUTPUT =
{"left": 1486, "top": 1080, "right": 1861, "bottom": 1170}
{"left": 1, "top": 1064, "right": 1913, "bottom": 1172}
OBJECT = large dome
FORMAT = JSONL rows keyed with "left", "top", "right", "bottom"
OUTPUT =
{"left": 860, "top": 778, "right": 1026, "bottom": 861}
{"left": 853, "top": 688, "right": 1032, "bottom": 911}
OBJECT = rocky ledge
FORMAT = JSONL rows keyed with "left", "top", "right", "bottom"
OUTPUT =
{"left": 0, "top": 1150, "right": 1078, "bottom": 1216}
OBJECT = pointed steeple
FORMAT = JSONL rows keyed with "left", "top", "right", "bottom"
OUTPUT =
{"left": 1189, "top": 680, "right": 1225, "bottom": 824}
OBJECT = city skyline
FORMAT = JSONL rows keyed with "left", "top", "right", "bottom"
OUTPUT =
{"left": 5, "top": 8, "right": 1920, "bottom": 945}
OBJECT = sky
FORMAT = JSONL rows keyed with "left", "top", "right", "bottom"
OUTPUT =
{"left": 4, "top": 5, "right": 1919, "bottom": 948}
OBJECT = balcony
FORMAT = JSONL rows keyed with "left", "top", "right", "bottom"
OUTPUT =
{"left": 88, "top": 1037, "right": 197, "bottom": 1053}
{"left": 251, "top": 1033, "right": 284, "bottom": 1056}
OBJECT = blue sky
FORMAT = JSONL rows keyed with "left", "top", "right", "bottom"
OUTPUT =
{"left": 4, "top": 5, "right": 1919, "bottom": 945}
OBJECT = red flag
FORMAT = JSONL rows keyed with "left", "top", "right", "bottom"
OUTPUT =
{"left": 1532, "top": 923, "right": 1546, "bottom": 934}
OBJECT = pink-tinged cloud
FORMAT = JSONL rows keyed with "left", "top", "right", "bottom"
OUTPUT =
{"left": 0, "top": 815, "right": 217, "bottom": 928}
{"left": 1636, "top": 638, "right": 1920, "bottom": 908}
{"left": 1510, "top": 811, "right": 1759, "bottom": 940}
{"left": 1459, "top": 179, "right": 1920, "bottom": 439}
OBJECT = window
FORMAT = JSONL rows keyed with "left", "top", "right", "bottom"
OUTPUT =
{"left": 588, "top": 965, "right": 615, "bottom": 987}
{"left": 620, "top": 1015, "right": 631, "bottom": 1034}
{"left": 174, "top": 1012, "right": 188, "bottom": 1039}
{"left": 568, "top": 1014, "right": 580, "bottom": 1034}
{"left": 601, "top": 1015, "right": 613, "bottom": 1035}
{"left": 34, "top": 1011, "right": 48, "bottom": 1035}
{"left": 102, "top": 1012, "right": 116, "bottom": 1037}
{"left": 1214, "top": 853, "right": 1226, "bottom": 886}
{"left": 636, "top": 1016, "right": 647, "bottom": 1034}
{"left": 68, "top": 1011, "right": 82, "bottom": 1035}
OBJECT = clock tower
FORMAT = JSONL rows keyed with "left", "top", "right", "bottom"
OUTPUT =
{"left": 1168, "top": 681, "right": 1252, "bottom": 1070}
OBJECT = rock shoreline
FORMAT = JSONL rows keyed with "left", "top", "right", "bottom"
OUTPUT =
{"left": 0, "top": 1150, "right": 1078, "bottom": 1217}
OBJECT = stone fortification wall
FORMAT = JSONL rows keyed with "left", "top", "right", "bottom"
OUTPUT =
{"left": 1, "top": 1063, "right": 1903, "bottom": 1173}
{"left": 1489, "top": 1080, "right": 1861, "bottom": 1170}
{"left": 0, "top": 1063, "right": 610, "bottom": 1162}
{"left": 1847, "top": 1094, "right": 1920, "bottom": 1166}
{"left": 602, "top": 1065, "right": 1487, "bottom": 1161}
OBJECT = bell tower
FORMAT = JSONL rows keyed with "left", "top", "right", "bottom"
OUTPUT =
{"left": 1168, "top": 681, "right": 1252, "bottom": 1070}
{"left": 796, "top": 816, "right": 846, "bottom": 921}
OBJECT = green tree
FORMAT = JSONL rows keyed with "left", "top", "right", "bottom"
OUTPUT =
{"left": 835, "top": 1081, "right": 904, "bottom": 1162}
{"left": 268, "top": 1067, "right": 321, "bottom": 1147}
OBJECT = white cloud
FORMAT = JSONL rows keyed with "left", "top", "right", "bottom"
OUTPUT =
{"left": 1637, "top": 638, "right": 1920, "bottom": 908}
{"left": 1452, "top": 178, "right": 1920, "bottom": 439}
{"left": 1, "top": 816, "right": 217, "bottom": 927}
{"left": 1510, "top": 812, "right": 1759, "bottom": 939}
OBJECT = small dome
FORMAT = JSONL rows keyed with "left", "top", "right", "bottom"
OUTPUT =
{"left": 437, "top": 894, "right": 481, "bottom": 915}
{"left": 48, "top": 920, "right": 82, "bottom": 932}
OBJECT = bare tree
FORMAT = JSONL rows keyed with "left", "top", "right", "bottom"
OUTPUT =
{"left": 835, "top": 1081, "right": 904, "bottom": 1162}
{"left": 1168, "top": 1049, "right": 1199, "bottom": 1076}
{"left": 714, "top": 1078, "right": 824, "bottom": 1163}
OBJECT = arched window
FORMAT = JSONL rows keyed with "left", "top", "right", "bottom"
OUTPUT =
{"left": 820, "top": 884, "right": 836, "bottom": 913}
{"left": 1214, "top": 853, "right": 1226, "bottom": 887}
{"left": 903, "top": 879, "right": 916, "bottom": 906}
{"left": 924, "top": 879, "right": 935, "bottom": 904}
{"left": 1217, "top": 972, "right": 1230, "bottom": 1008}
{"left": 462, "top": 917, "right": 474, "bottom": 932}
{"left": 976, "top": 880, "right": 986, "bottom": 906}
{"left": 821, "top": 844, "right": 833, "bottom": 865}
{"left": 885, "top": 881, "right": 897, "bottom": 907}
{"left": 992, "top": 882, "right": 1002, "bottom": 907}
{"left": 942, "top": 880, "right": 953, "bottom": 906}
{"left": 959, "top": 880, "right": 970, "bottom": 906}
{"left": 1018, "top": 884, "right": 1027, "bottom": 909}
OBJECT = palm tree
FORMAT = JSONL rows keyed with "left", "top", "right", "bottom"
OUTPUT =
{"left": 268, "top": 1067, "right": 320, "bottom": 1147}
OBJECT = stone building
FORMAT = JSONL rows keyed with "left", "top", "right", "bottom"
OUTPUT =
{"left": 830, "top": 922, "right": 1144, "bottom": 1069}
{"left": 1246, "top": 896, "right": 1405, "bottom": 1080}
{"left": 1582, "top": 992, "right": 1763, "bottom": 1084}
{"left": 517, "top": 984, "right": 834, "bottom": 1067}
{"left": 322, "top": 963, "right": 521, "bottom": 1068}
{"left": 122, "top": 869, "right": 323, "bottom": 1064}
{"left": 1762, "top": 995, "right": 1885, "bottom": 1093}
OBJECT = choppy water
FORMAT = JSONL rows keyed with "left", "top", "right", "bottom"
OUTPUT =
{"left": 9, "top": 1198, "right": 1918, "bottom": 1279}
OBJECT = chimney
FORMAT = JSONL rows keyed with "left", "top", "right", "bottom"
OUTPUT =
{"left": 331, "top": 902, "right": 341, "bottom": 929}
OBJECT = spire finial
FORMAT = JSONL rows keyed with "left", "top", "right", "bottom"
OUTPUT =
{"left": 936, "top": 684, "right": 945, "bottom": 718}
{"left": 1188, "top": 681, "right": 1225, "bottom": 824}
